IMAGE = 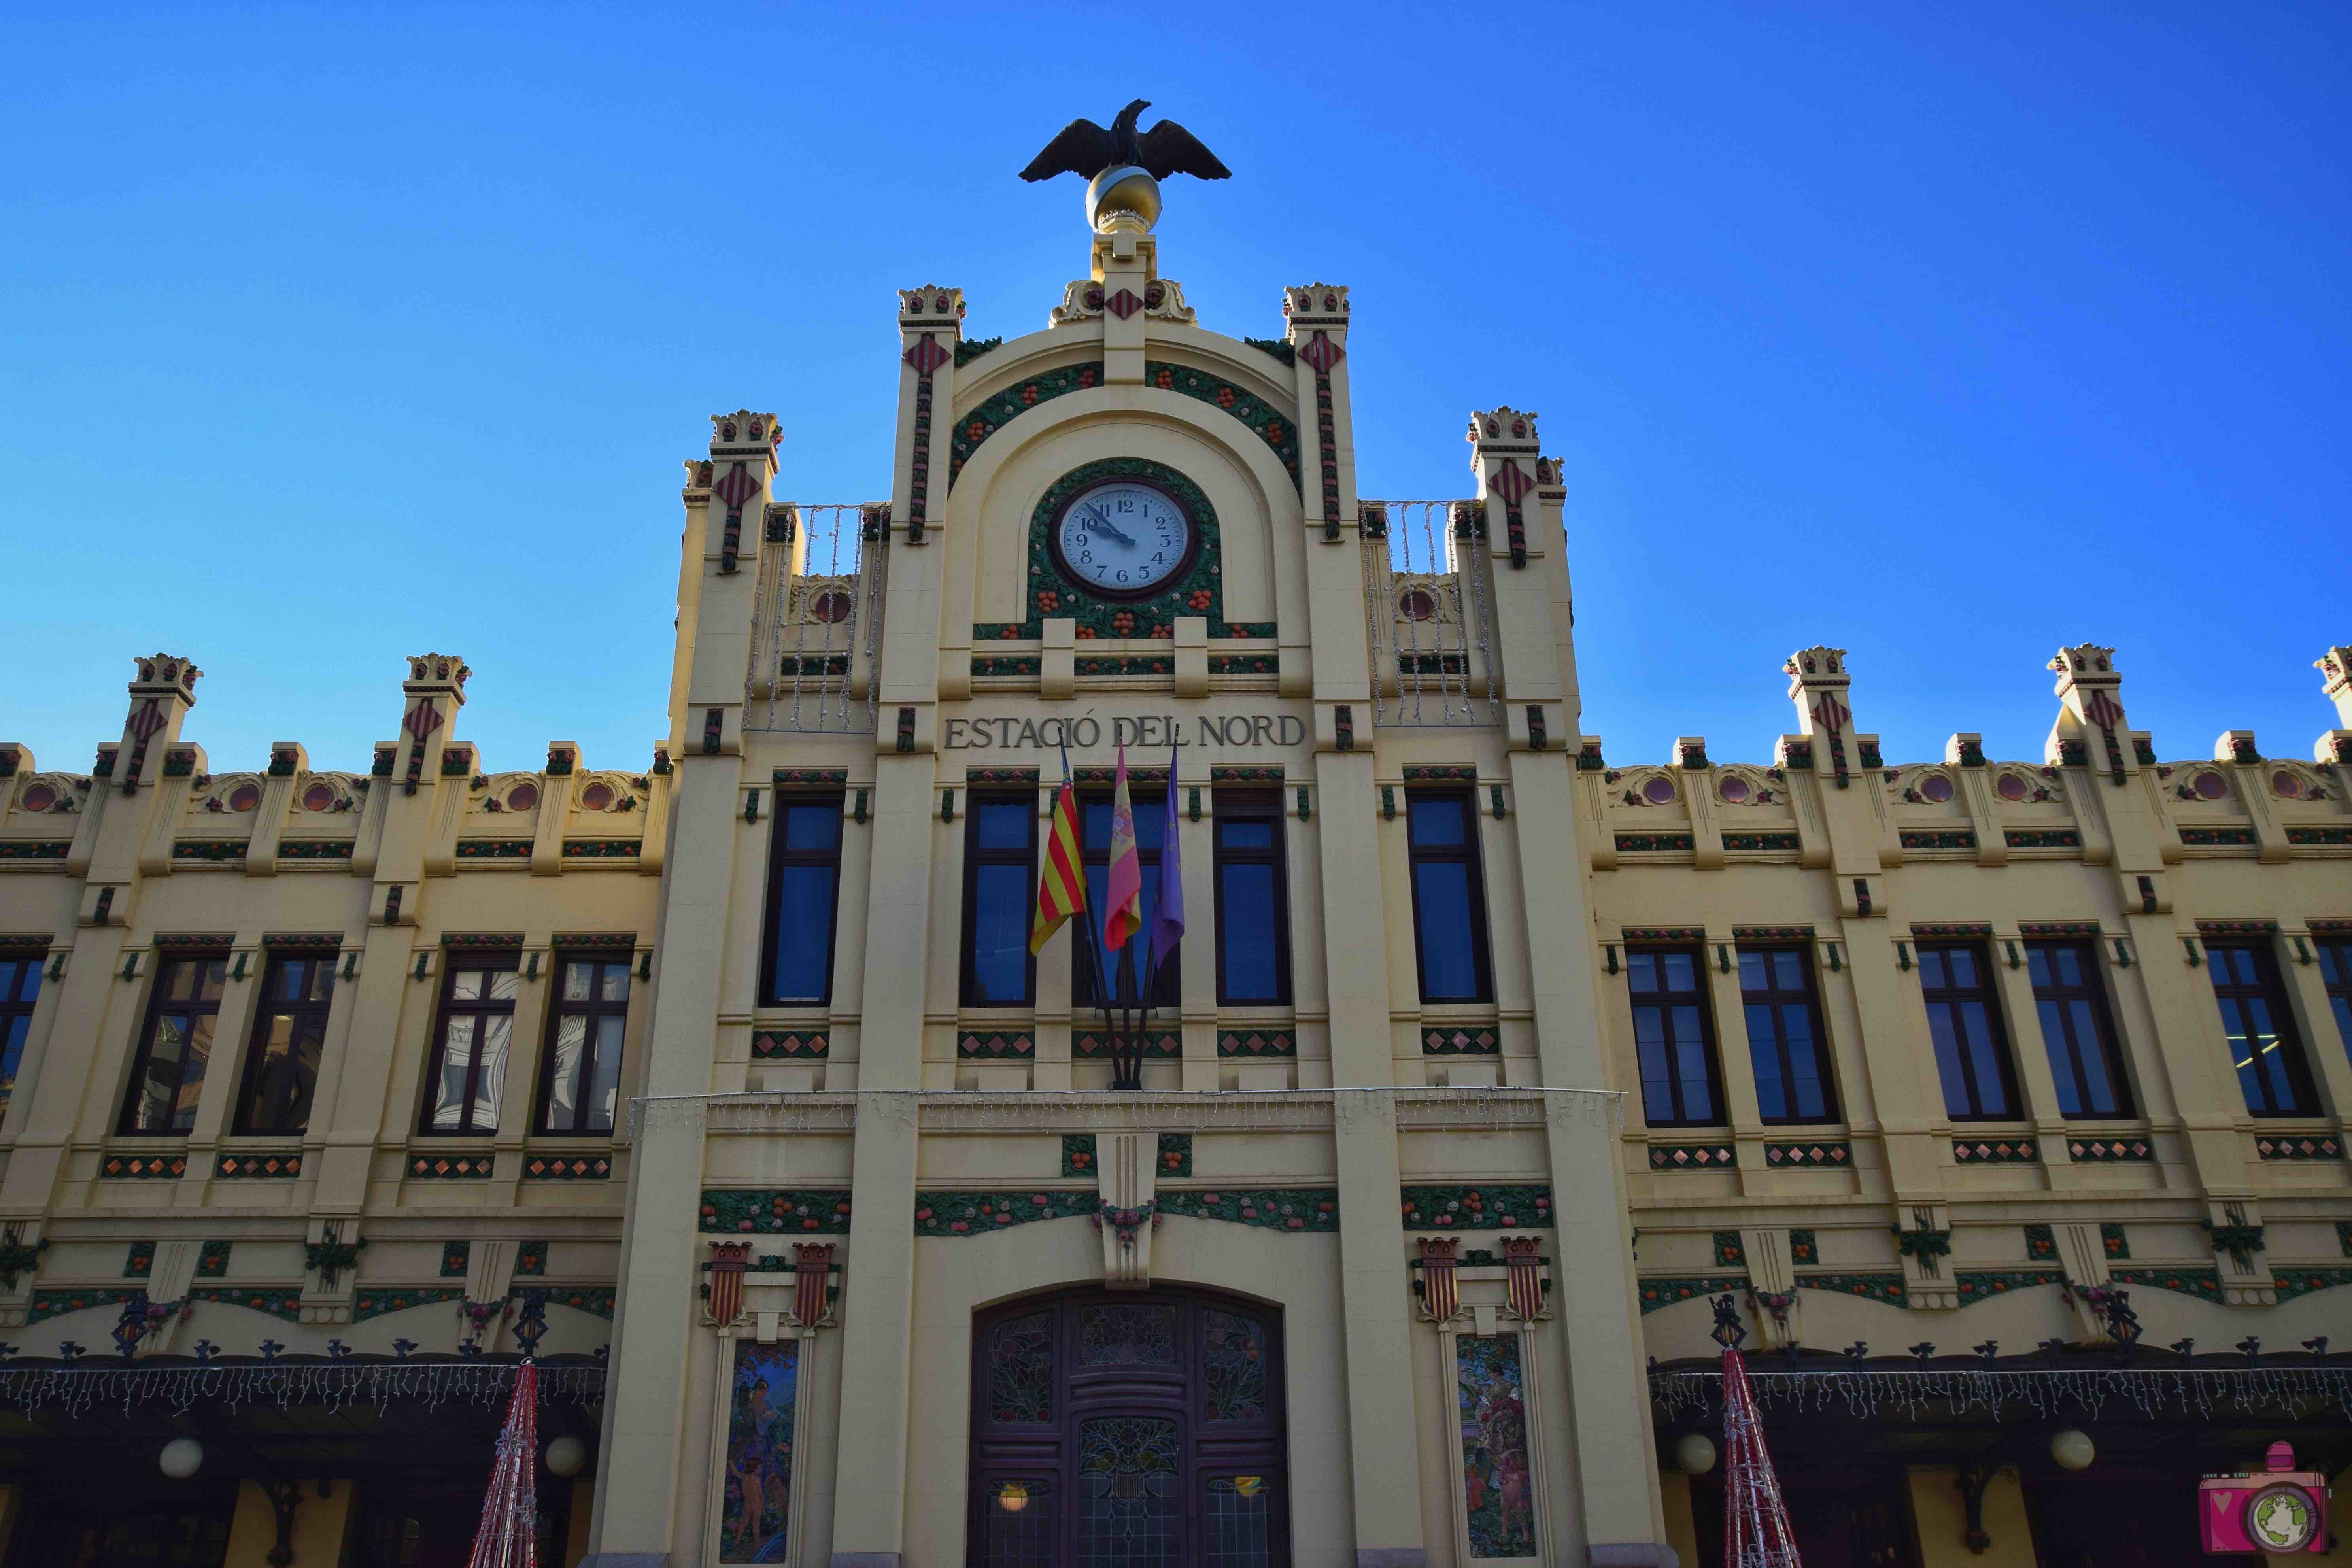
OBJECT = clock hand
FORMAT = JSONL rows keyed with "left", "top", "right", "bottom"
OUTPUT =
{"left": 1081, "top": 504, "right": 1137, "bottom": 547}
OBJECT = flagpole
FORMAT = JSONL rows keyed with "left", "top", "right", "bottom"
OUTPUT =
{"left": 1062, "top": 744, "right": 1132, "bottom": 1090}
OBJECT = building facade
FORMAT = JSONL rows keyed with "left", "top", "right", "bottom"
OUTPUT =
{"left": 2, "top": 190, "right": 2350, "bottom": 1568}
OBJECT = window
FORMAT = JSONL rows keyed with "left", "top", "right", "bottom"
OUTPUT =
{"left": 1405, "top": 793, "right": 1492, "bottom": 1004}
{"left": 1918, "top": 944, "right": 2020, "bottom": 1120}
{"left": 119, "top": 954, "right": 228, "bottom": 1134}
{"left": 0, "top": 952, "right": 41, "bottom": 1118}
{"left": 1628, "top": 947, "right": 1723, "bottom": 1126}
{"left": 962, "top": 795, "right": 1038, "bottom": 1007}
{"left": 2207, "top": 941, "right": 2317, "bottom": 1117}
{"left": 1073, "top": 793, "right": 1178, "bottom": 1008}
{"left": 2026, "top": 941, "right": 2132, "bottom": 1118}
{"left": 1738, "top": 947, "right": 1835, "bottom": 1123}
{"left": 537, "top": 955, "right": 631, "bottom": 1134}
{"left": 232, "top": 954, "right": 334, "bottom": 1135}
{"left": 422, "top": 958, "right": 517, "bottom": 1134}
{"left": 761, "top": 795, "right": 844, "bottom": 1005}
{"left": 1213, "top": 795, "right": 1290, "bottom": 1006}
{"left": 2318, "top": 937, "right": 2352, "bottom": 1069}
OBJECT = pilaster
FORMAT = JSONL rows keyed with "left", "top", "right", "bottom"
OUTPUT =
{"left": 1289, "top": 284, "right": 1362, "bottom": 710}
{"left": 899, "top": 287, "right": 961, "bottom": 697}
{"left": 1467, "top": 409, "right": 1568, "bottom": 756}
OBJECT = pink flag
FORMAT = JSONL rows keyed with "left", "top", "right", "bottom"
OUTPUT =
{"left": 1102, "top": 745, "right": 1143, "bottom": 952}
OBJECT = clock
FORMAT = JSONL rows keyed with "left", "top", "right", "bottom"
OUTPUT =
{"left": 1048, "top": 478, "right": 1198, "bottom": 601}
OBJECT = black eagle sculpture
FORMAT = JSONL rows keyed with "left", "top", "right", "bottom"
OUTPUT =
{"left": 1018, "top": 99, "right": 1231, "bottom": 183}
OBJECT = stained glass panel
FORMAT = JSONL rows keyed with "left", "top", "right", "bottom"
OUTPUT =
{"left": 981, "top": 1477, "right": 1055, "bottom": 1568}
{"left": 1077, "top": 1417, "right": 1178, "bottom": 1567}
{"left": 1203, "top": 1475, "right": 1275, "bottom": 1568}
{"left": 1457, "top": 1334, "right": 1538, "bottom": 1559}
{"left": 1202, "top": 1311, "right": 1266, "bottom": 1422}
{"left": 989, "top": 1311, "right": 1054, "bottom": 1423}
{"left": 1078, "top": 1304, "right": 1177, "bottom": 1366}
{"left": 720, "top": 1339, "right": 799, "bottom": 1562}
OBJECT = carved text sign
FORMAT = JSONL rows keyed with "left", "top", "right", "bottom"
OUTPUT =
{"left": 943, "top": 712, "right": 1307, "bottom": 751}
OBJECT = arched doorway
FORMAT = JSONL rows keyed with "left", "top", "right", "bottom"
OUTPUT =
{"left": 968, "top": 1285, "right": 1288, "bottom": 1567}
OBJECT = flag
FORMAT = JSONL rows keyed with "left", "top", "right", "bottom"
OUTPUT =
{"left": 1149, "top": 744, "right": 1184, "bottom": 977}
{"left": 707, "top": 1241, "right": 749, "bottom": 1328}
{"left": 1029, "top": 780, "right": 1087, "bottom": 955}
{"left": 1102, "top": 746, "right": 1143, "bottom": 952}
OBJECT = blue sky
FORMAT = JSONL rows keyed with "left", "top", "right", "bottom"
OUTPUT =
{"left": 4, "top": 4, "right": 2345, "bottom": 776}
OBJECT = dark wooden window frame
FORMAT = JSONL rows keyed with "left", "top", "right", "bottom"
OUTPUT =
{"left": 1736, "top": 944, "right": 1839, "bottom": 1125}
{"left": 117, "top": 950, "right": 229, "bottom": 1137}
{"left": 1069, "top": 788, "right": 1180, "bottom": 1009}
{"left": 2317, "top": 935, "right": 2352, "bottom": 1069}
{"left": 1918, "top": 941, "right": 2023, "bottom": 1121}
{"left": 1627, "top": 943, "right": 1727, "bottom": 1128}
{"left": 1211, "top": 789, "right": 1292, "bottom": 1007}
{"left": 2025, "top": 939, "right": 2135, "bottom": 1120}
{"left": 533, "top": 950, "right": 633, "bottom": 1136}
{"left": 758, "top": 791, "right": 847, "bottom": 1008}
{"left": 960, "top": 791, "right": 1040, "bottom": 1008}
{"left": 418, "top": 951, "right": 520, "bottom": 1136}
{"left": 0, "top": 949, "right": 43, "bottom": 1117}
{"left": 2207, "top": 939, "right": 2319, "bottom": 1118}
{"left": 230, "top": 950, "right": 336, "bottom": 1136}
{"left": 1404, "top": 789, "right": 1494, "bottom": 1005}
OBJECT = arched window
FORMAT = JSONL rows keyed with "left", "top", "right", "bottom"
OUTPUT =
{"left": 969, "top": 1286, "right": 1287, "bottom": 1567}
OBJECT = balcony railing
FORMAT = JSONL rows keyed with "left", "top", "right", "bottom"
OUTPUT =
{"left": 1359, "top": 500, "right": 1498, "bottom": 727}
{"left": 744, "top": 503, "right": 889, "bottom": 734}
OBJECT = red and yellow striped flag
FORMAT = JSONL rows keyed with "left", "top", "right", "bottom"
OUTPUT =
{"left": 1029, "top": 781, "right": 1088, "bottom": 955}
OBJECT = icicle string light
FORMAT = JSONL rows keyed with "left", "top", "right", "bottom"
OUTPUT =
{"left": 1651, "top": 1364, "right": 2352, "bottom": 1424}
{"left": 0, "top": 1360, "right": 602, "bottom": 1419}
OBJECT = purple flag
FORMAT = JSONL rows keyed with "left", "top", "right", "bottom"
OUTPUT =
{"left": 1149, "top": 744, "right": 1185, "bottom": 976}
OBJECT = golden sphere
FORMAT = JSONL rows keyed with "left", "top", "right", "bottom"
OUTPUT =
{"left": 1086, "top": 165, "right": 1161, "bottom": 231}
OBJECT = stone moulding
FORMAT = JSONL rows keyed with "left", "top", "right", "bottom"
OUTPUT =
{"left": 699, "top": 1190, "right": 853, "bottom": 1235}
{"left": 1399, "top": 1185, "right": 1553, "bottom": 1229}
{"left": 950, "top": 360, "right": 1103, "bottom": 484}
{"left": 1145, "top": 360, "right": 1302, "bottom": 492}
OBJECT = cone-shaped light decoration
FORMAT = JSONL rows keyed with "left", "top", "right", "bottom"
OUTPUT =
{"left": 466, "top": 1292, "right": 548, "bottom": 1568}
{"left": 1712, "top": 1294, "right": 1803, "bottom": 1567}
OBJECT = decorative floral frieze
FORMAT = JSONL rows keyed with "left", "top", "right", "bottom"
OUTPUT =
{"left": 171, "top": 841, "right": 247, "bottom": 862}
{"left": 30, "top": 1287, "right": 142, "bottom": 1324}
{"left": 1399, "top": 1185, "right": 1552, "bottom": 1229}
{"left": 215, "top": 1151, "right": 302, "bottom": 1179}
{"left": 1145, "top": 361, "right": 1301, "bottom": 491}
{"left": 1207, "top": 654, "right": 1277, "bottom": 675}
{"left": 699, "top": 1190, "right": 852, "bottom": 1235}
{"left": 752, "top": 1031, "right": 827, "bottom": 1059}
{"left": 407, "top": 1154, "right": 494, "bottom": 1179}
{"left": 1955, "top": 1270, "right": 2063, "bottom": 1304}
{"left": 0, "top": 842, "right": 70, "bottom": 860}
{"left": 193, "top": 1287, "right": 302, "bottom": 1322}
{"left": 1158, "top": 1188, "right": 1336, "bottom": 1231}
{"left": 1209, "top": 765, "right": 1285, "bottom": 783}
{"left": 1788, "top": 1230, "right": 1818, "bottom": 1265}
{"left": 2288, "top": 827, "right": 2352, "bottom": 846}
{"left": 2274, "top": 1269, "right": 2352, "bottom": 1302}
{"left": 1900, "top": 830, "right": 1976, "bottom": 852}
{"left": 278, "top": 840, "right": 355, "bottom": 860}
{"left": 1764, "top": 1141, "right": 1849, "bottom": 1169}
{"left": 1953, "top": 1138, "right": 2038, "bottom": 1165}
{"left": 514, "top": 1242, "right": 547, "bottom": 1277}
{"left": 951, "top": 361, "right": 1102, "bottom": 483}
{"left": 1796, "top": 1273, "right": 1906, "bottom": 1305}
{"left": 915, "top": 1189, "right": 1097, "bottom": 1236}
{"left": 1712, "top": 1231, "right": 1746, "bottom": 1267}
{"left": 1911, "top": 923, "right": 1992, "bottom": 938}
{"left": 971, "top": 656, "right": 1043, "bottom": 678}
{"left": 1157, "top": 1134, "right": 1192, "bottom": 1177}
{"left": 1649, "top": 1144, "right": 1736, "bottom": 1171}
{"left": 1637, "top": 1276, "right": 1746, "bottom": 1314}
{"left": 2256, "top": 1135, "right": 2343, "bottom": 1161}
{"left": 1421, "top": 1026, "right": 1499, "bottom": 1056}
{"left": 561, "top": 841, "right": 642, "bottom": 858}
{"left": 1400, "top": 765, "right": 1476, "bottom": 783}
{"left": 2180, "top": 828, "right": 2256, "bottom": 847}
{"left": 1217, "top": 1030, "right": 1294, "bottom": 1057}
{"left": 535, "top": 1285, "right": 616, "bottom": 1319}
{"left": 960, "top": 1033, "right": 1035, "bottom": 1059}
{"left": 2005, "top": 829, "right": 2082, "bottom": 849}
{"left": 2108, "top": 1266, "right": 2222, "bottom": 1302}
{"left": 1060, "top": 1135, "right": 1096, "bottom": 1177}
{"left": 2025, "top": 1225, "right": 2057, "bottom": 1261}
{"left": 441, "top": 1242, "right": 469, "bottom": 1277}
{"left": 2101, "top": 1223, "right": 2131, "bottom": 1260}
{"left": 1616, "top": 833, "right": 1695, "bottom": 853}
{"left": 354, "top": 1287, "right": 462, "bottom": 1322}
{"left": 1723, "top": 833, "right": 1801, "bottom": 852}
{"left": 125, "top": 1241, "right": 155, "bottom": 1279}
{"left": 521, "top": 1154, "right": 611, "bottom": 1181}
{"left": 100, "top": 1154, "right": 186, "bottom": 1180}
{"left": 454, "top": 841, "right": 533, "bottom": 860}
{"left": 1075, "top": 656, "right": 1173, "bottom": 677}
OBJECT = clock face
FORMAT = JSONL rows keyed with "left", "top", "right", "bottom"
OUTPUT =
{"left": 1050, "top": 480, "right": 1197, "bottom": 601}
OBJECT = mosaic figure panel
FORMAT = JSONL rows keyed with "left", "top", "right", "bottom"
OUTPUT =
{"left": 1457, "top": 1333, "right": 1538, "bottom": 1559}
{"left": 721, "top": 1338, "right": 799, "bottom": 1563}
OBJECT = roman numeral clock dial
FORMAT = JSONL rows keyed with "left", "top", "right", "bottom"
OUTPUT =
{"left": 1049, "top": 480, "right": 1198, "bottom": 601}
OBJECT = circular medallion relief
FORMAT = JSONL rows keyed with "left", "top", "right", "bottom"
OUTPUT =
{"left": 1049, "top": 479, "right": 1198, "bottom": 602}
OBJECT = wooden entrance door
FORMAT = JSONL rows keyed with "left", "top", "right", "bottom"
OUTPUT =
{"left": 968, "top": 1287, "right": 1287, "bottom": 1567}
